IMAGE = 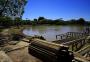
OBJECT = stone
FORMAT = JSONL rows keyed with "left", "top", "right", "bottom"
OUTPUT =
{"left": 0, "top": 51, "right": 13, "bottom": 62}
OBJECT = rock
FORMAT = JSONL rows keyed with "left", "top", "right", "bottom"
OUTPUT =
{"left": 86, "top": 36, "right": 90, "bottom": 43}
{"left": 11, "top": 34, "right": 24, "bottom": 41}
{"left": 0, "top": 51, "right": 13, "bottom": 62}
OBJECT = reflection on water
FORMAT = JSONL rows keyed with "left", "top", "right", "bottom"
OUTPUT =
{"left": 23, "top": 25, "right": 85, "bottom": 41}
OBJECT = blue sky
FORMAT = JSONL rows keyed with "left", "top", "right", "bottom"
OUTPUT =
{"left": 22, "top": 0, "right": 90, "bottom": 21}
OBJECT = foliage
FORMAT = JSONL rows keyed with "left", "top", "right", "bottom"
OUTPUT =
{"left": 0, "top": 16, "right": 12, "bottom": 27}
{"left": 38, "top": 17, "right": 45, "bottom": 21}
{"left": 0, "top": 0, "right": 27, "bottom": 18}
{"left": 0, "top": 16, "right": 90, "bottom": 27}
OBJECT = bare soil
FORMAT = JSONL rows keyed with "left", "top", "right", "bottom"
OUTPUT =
{"left": 6, "top": 41, "right": 42, "bottom": 62}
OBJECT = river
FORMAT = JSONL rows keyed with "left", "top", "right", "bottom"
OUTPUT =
{"left": 23, "top": 25, "right": 86, "bottom": 41}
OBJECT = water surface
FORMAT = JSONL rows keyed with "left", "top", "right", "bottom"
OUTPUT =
{"left": 23, "top": 25, "right": 85, "bottom": 41}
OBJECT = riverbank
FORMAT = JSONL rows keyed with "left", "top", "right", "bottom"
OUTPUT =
{"left": 0, "top": 25, "right": 43, "bottom": 62}
{"left": 0, "top": 39, "right": 42, "bottom": 62}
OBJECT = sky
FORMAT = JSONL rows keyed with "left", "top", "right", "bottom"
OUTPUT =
{"left": 22, "top": 0, "right": 90, "bottom": 21}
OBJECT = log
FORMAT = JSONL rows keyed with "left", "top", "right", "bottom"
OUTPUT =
{"left": 32, "top": 39, "right": 69, "bottom": 52}
{"left": 28, "top": 39, "right": 74, "bottom": 62}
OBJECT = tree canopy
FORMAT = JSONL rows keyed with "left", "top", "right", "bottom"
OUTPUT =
{"left": 0, "top": 0, "right": 27, "bottom": 19}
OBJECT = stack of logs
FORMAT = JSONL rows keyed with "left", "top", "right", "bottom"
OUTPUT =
{"left": 28, "top": 39, "right": 74, "bottom": 62}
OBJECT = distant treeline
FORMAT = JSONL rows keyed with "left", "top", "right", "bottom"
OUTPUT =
{"left": 0, "top": 16, "right": 90, "bottom": 28}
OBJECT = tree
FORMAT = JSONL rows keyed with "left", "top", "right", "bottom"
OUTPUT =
{"left": 14, "top": 17, "right": 21, "bottom": 28}
{"left": 69, "top": 19, "right": 77, "bottom": 25}
{"left": 77, "top": 18, "right": 85, "bottom": 25}
{"left": 38, "top": 17, "right": 45, "bottom": 21}
{"left": 0, "top": 0, "right": 8, "bottom": 16}
{"left": 34, "top": 19, "right": 38, "bottom": 22}
{"left": 0, "top": 16, "right": 12, "bottom": 27}
{"left": 4, "top": 16, "right": 12, "bottom": 26}
{"left": 0, "top": 0, "right": 27, "bottom": 19}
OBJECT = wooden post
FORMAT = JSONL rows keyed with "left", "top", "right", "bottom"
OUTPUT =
{"left": 72, "top": 43, "right": 74, "bottom": 51}
{"left": 56, "top": 35, "right": 57, "bottom": 40}
{"left": 75, "top": 42, "right": 78, "bottom": 51}
{"left": 81, "top": 40, "right": 83, "bottom": 46}
{"left": 61, "top": 36, "right": 62, "bottom": 40}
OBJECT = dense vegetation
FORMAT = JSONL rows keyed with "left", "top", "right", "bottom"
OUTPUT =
{"left": 0, "top": 0, "right": 27, "bottom": 17}
{"left": 0, "top": 16, "right": 90, "bottom": 28}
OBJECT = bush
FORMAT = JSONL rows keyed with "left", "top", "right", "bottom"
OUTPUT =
{"left": 11, "top": 34, "right": 24, "bottom": 41}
